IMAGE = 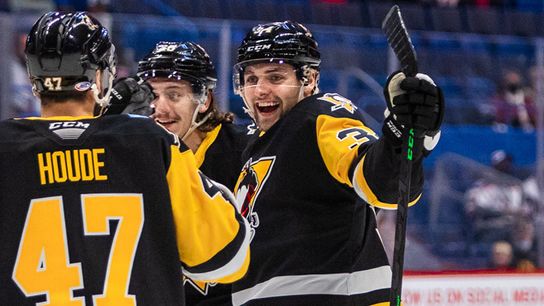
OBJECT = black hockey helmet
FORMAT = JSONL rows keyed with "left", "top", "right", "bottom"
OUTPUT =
{"left": 233, "top": 20, "right": 321, "bottom": 93}
{"left": 137, "top": 41, "right": 217, "bottom": 97}
{"left": 25, "top": 11, "right": 116, "bottom": 105}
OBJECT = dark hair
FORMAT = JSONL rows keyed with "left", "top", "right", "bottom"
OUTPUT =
{"left": 196, "top": 92, "right": 234, "bottom": 132}
{"left": 39, "top": 91, "right": 88, "bottom": 106}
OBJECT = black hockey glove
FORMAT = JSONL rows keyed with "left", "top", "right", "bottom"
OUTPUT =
{"left": 382, "top": 71, "right": 444, "bottom": 155}
{"left": 103, "top": 77, "right": 155, "bottom": 116}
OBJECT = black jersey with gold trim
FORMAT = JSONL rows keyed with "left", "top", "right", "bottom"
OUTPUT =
{"left": 0, "top": 115, "right": 250, "bottom": 306}
{"left": 185, "top": 122, "right": 250, "bottom": 306}
{"left": 196, "top": 122, "right": 251, "bottom": 191}
{"left": 232, "top": 92, "right": 424, "bottom": 305}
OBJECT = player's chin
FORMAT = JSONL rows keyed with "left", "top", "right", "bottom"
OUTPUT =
{"left": 159, "top": 121, "right": 181, "bottom": 135}
{"left": 256, "top": 114, "right": 280, "bottom": 131}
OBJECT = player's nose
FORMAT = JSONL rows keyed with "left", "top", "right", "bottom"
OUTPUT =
{"left": 150, "top": 97, "right": 170, "bottom": 117}
{"left": 254, "top": 81, "right": 272, "bottom": 96}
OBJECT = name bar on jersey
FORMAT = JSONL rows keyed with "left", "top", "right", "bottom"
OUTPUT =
{"left": 37, "top": 148, "right": 108, "bottom": 185}
{"left": 231, "top": 265, "right": 392, "bottom": 305}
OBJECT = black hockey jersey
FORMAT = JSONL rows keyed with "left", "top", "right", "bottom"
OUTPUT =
{"left": 196, "top": 123, "right": 251, "bottom": 191}
{"left": 184, "top": 122, "right": 250, "bottom": 306}
{"left": 232, "top": 93, "right": 424, "bottom": 305}
{"left": 0, "top": 115, "right": 250, "bottom": 306}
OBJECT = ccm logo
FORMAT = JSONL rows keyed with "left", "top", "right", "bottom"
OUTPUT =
{"left": 49, "top": 121, "right": 90, "bottom": 130}
{"left": 247, "top": 44, "right": 271, "bottom": 52}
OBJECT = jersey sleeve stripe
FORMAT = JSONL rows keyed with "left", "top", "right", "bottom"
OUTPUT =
{"left": 167, "top": 145, "right": 250, "bottom": 282}
{"left": 352, "top": 155, "right": 420, "bottom": 209}
{"left": 182, "top": 217, "right": 251, "bottom": 282}
{"left": 182, "top": 179, "right": 251, "bottom": 275}
{"left": 316, "top": 115, "right": 377, "bottom": 187}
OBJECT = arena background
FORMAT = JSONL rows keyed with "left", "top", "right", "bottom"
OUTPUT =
{"left": 1, "top": 1, "right": 543, "bottom": 304}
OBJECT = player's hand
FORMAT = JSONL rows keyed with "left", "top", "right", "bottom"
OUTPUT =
{"left": 384, "top": 71, "right": 444, "bottom": 135}
{"left": 103, "top": 77, "right": 155, "bottom": 116}
{"left": 382, "top": 71, "right": 444, "bottom": 155}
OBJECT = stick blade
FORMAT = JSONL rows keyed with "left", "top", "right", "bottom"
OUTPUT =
{"left": 381, "top": 5, "right": 418, "bottom": 76}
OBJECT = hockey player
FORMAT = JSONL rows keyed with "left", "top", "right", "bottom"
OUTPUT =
{"left": 137, "top": 41, "right": 250, "bottom": 191}
{"left": 231, "top": 21, "right": 444, "bottom": 305}
{"left": 0, "top": 12, "right": 250, "bottom": 305}
{"left": 136, "top": 41, "right": 251, "bottom": 305}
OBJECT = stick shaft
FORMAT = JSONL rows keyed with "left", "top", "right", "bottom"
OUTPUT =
{"left": 381, "top": 5, "right": 419, "bottom": 305}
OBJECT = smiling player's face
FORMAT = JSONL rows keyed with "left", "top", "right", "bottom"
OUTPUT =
{"left": 240, "top": 63, "right": 308, "bottom": 131}
{"left": 148, "top": 79, "right": 198, "bottom": 137}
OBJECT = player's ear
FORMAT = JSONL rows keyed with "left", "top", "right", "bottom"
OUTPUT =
{"left": 198, "top": 90, "right": 213, "bottom": 113}
{"left": 303, "top": 70, "right": 318, "bottom": 96}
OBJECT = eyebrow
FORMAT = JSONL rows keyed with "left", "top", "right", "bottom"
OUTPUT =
{"left": 154, "top": 84, "right": 190, "bottom": 91}
{"left": 164, "top": 85, "right": 186, "bottom": 90}
{"left": 245, "top": 66, "right": 289, "bottom": 75}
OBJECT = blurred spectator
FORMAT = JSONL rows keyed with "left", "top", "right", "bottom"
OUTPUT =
{"left": 488, "top": 240, "right": 514, "bottom": 271}
{"left": 492, "top": 70, "right": 535, "bottom": 132}
{"left": 522, "top": 174, "right": 540, "bottom": 206}
{"left": 510, "top": 218, "right": 538, "bottom": 269}
{"left": 464, "top": 150, "right": 532, "bottom": 242}
{"left": 490, "top": 149, "right": 514, "bottom": 175}
{"left": 523, "top": 65, "right": 544, "bottom": 118}
{"left": 10, "top": 27, "right": 40, "bottom": 118}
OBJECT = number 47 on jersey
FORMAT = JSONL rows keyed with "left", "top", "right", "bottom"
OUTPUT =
{"left": 12, "top": 194, "right": 144, "bottom": 306}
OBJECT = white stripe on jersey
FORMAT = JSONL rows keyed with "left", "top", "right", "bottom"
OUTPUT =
{"left": 231, "top": 265, "right": 392, "bottom": 305}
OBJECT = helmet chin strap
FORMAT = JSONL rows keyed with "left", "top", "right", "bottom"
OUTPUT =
{"left": 297, "top": 82, "right": 306, "bottom": 101}
{"left": 181, "top": 94, "right": 213, "bottom": 142}
{"left": 93, "top": 67, "right": 116, "bottom": 113}
{"left": 241, "top": 94, "right": 255, "bottom": 123}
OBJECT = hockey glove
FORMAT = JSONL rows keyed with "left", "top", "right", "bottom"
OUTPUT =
{"left": 382, "top": 71, "right": 444, "bottom": 155}
{"left": 103, "top": 77, "right": 155, "bottom": 116}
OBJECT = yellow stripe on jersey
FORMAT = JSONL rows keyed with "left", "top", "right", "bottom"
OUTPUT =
{"left": 352, "top": 155, "right": 420, "bottom": 209}
{"left": 166, "top": 145, "right": 243, "bottom": 278}
{"left": 23, "top": 115, "right": 98, "bottom": 120}
{"left": 316, "top": 115, "right": 378, "bottom": 187}
{"left": 194, "top": 124, "right": 222, "bottom": 168}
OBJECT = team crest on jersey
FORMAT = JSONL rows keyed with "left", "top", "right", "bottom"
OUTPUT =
{"left": 234, "top": 156, "right": 275, "bottom": 239}
{"left": 318, "top": 93, "right": 357, "bottom": 114}
{"left": 183, "top": 275, "right": 217, "bottom": 296}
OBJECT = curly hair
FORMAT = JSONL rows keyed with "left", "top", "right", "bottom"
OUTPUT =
{"left": 196, "top": 94, "right": 234, "bottom": 132}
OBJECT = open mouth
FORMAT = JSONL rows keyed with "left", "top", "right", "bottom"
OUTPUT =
{"left": 156, "top": 119, "right": 176, "bottom": 125}
{"left": 256, "top": 102, "right": 280, "bottom": 114}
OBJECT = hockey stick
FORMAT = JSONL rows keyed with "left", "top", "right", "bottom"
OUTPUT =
{"left": 381, "top": 5, "right": 419, "bottom": 306}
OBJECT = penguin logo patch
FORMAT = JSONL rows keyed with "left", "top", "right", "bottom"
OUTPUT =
{"left": 234, "top": 156, "right": 276, "bottom": 240}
